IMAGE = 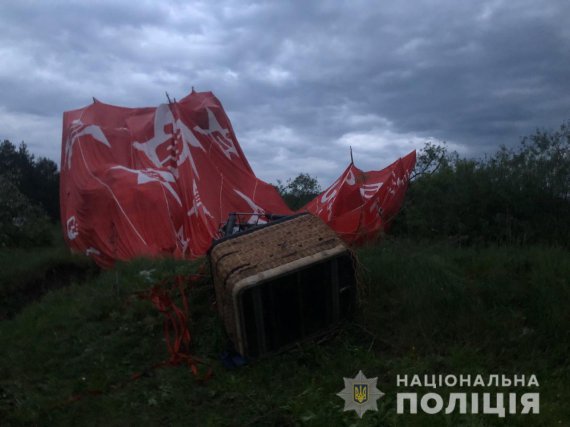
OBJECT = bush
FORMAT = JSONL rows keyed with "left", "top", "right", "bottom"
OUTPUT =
{"left": 275, "top": 173, "right": 322, "bottom": 210}
{"left": 0, "top": 140, "right": 60, "bottom": 221}
{"left": 393, "top": 122, "right": 570, "bottom": 246}
{"left": 0, "top": 175, "right": 52, "bottom": 248}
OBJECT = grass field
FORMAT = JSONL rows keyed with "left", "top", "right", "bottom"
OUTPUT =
{"left": 0, "top": 229, "right": 96, "bottom": 321}
{"left": 0, "top": 238, "right": 568, "bottom": 426}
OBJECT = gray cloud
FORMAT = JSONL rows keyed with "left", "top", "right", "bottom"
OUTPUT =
{"left": 0, "top": 0, "right": 568, "bottom": 185}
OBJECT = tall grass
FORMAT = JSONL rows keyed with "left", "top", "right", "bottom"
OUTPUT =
{"left": 0, "top": 240, "right": 568, "bottom": 426}
{"left": 0, "top": 226, "right": 96, "bottom": 319}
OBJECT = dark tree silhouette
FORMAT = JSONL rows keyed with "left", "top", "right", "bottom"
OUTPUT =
{"left": 275, "top": 173, "right": 322, "bottom": 210}
{"left": 0, "top": 140, "right": 59, "bottom": 221}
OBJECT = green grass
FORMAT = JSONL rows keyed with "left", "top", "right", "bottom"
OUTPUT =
{"left": 0, "top": 227, "right": 96, "bottom": 319}
{"left": 0, "top": 240, "right": 569, "bottom": 426}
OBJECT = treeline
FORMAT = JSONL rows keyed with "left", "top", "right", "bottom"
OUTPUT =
{"left": 0, "top": 140, "right": 59, "bottom": 247}
{"left": 2, "top": 121, "right": 568, "bottom": 248}
{"left": 277, "top": 123, "right": 569, "bottom": 247}
{"left": 392, "top": 123, "right": 570, "bottom": 246}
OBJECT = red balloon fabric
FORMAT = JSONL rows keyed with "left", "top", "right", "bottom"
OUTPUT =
{"left": 61, "top": 91, "right": 415, "bottom": 268}
{"left": 304, "top": 151, "right": 416, "bottom": 245}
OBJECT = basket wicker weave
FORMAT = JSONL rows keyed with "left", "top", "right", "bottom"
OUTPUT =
{"left": 209, "top": 213, "right": 354, "bottom": 356}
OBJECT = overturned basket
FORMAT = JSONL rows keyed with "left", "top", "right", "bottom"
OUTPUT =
{"left": 209, "top": 213, "right": 357, "bottom": 357}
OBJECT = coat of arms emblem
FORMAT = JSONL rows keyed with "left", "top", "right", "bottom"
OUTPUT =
{"left": 354, "top": 384, "right": 368, "bottom": 404}
{"left": 337, "top": 371, "right": 384, "bottom": 418}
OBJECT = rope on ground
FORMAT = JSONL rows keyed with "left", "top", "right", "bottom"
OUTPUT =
{"left": 57, "top": 266, "right": 212, "bottom": 407}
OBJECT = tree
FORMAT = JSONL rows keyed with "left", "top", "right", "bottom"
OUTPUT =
{"left": 392, "top": 121, "right": 570, "bottom": 246}
{"left": 0, "top": 174, "right": 52, "bottom": 247}
{"left": 0, "top": 140, "right": 59, "bottom": 221}
{"left": 275, "top": 173, "right": 322, "bottom": 210}
{"left": 410, "top": 141, "right": 457, "bottom": 181}
{"left": 0, "top": 139, "right": 60, "bottom": 247}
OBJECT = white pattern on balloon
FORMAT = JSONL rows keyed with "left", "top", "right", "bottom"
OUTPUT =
{"left": 193, "top": 108, "right": 239, "bottom": 160}
{"left": 360, "top": 182, "right": 384, "bottom": 200}
{"left": 64, "top": 120, "right": 110, "bottom": 169}
{"left": 176, "top": 226, "right": 190, "bottom": 254}
{"left": 234, "top": 189, "right": 267, "bottom": 224}
{"left": 187, "top": 181, "right": 214, "bottom": 218}
{"left": 132, "top": 104, "right": 205, "bottom": 179}
{"left": 66, "top": 216, "right": 79, "bottom": 240}
{"left": 85, "top": 247, "right": 101, "bottom": 256}
{"left": 111, "top": 166, "right": 182, "bottom": 206}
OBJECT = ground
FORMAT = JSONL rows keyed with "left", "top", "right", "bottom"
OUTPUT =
{"left": 0, "top": 236, "right": 568, "bottom": 426}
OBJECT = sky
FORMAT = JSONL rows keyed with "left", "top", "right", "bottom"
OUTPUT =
{"left": 1, "top": 0, "right": 569, "bottom": 186}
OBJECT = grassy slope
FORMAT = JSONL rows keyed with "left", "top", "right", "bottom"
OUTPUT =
{"left": 0, "top": 240, "right": 569, "bottom": 426}
{"left": 0, "top": 228, "right": 96, "bottom": 319}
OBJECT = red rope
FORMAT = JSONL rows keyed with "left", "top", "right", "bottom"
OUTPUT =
{"left": 138, "top": 273, "right": 212, "bottom": 382}
{"left": 59, "top": 271, "right": 212, "bottom": 406}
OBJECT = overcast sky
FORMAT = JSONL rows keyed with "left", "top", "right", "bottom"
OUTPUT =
{"left": 1, "top": 0, "right": 569, "bottom": 185}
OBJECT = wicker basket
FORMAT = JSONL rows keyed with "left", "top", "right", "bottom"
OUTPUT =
{"left": 209, "top": 213, "right": 356, "bottom": 357}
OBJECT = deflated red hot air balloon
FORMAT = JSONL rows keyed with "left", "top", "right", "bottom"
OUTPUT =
{"left": 60, "top": 90, "right": 415, "bottom": 268}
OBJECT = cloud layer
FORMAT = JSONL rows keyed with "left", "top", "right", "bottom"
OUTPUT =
{"left": 1, "top": 0, "right": 569, "bottom": 185}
